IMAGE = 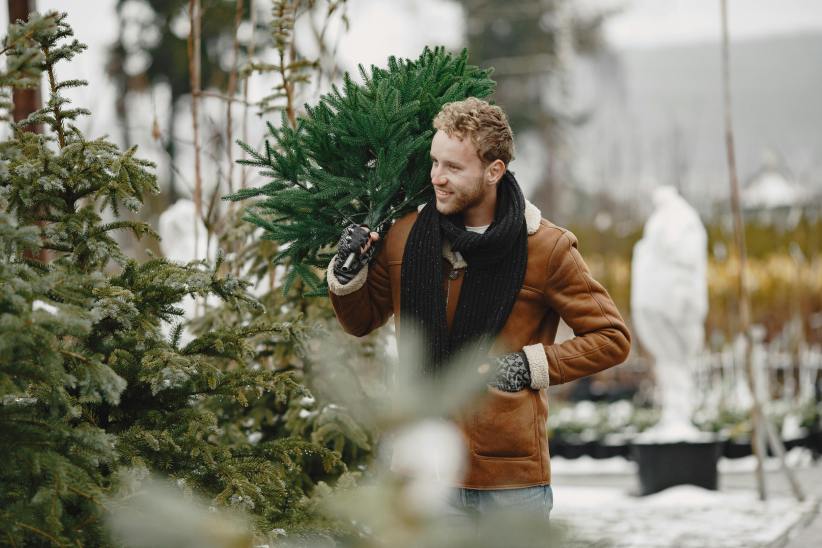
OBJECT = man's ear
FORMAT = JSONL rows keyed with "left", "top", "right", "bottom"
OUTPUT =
{"left": 486, "top": 159, "right": 506, "bottom": 185}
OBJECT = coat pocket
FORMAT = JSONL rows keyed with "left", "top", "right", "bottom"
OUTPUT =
{"left": 471, "top": 387, "right": 538, "bottom": 459}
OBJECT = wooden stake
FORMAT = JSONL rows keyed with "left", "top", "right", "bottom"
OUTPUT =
{"left": 8, "top": 0, "right": 51, "bottom": 265}
{"left": 720, "top": 0, "right": 804, "bottom": 502}
{"left": 720, "top": 0, "right": 767, "bottom": 501}
{"left": 7, "top": 0, "right": 41, "bottom": 132}
{"left": 226, "top": 0, "right": 244, "bottom": 196}
{"left": 763, "top": 410, "right": 805, "bottom": 501}
{"left": 188, "top": 0, "right": 203, "bottom": 261}
{"left": 241, "top": 0, "right": 257, "bottom": 189}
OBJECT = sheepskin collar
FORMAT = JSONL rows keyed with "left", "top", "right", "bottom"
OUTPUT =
{"left": 416, "top": 199, "right": 542, "bottom": 269}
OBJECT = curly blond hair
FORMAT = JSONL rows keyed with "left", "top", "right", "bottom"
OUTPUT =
{"left": 433, "top": 97, "right": 514, "bottom": 165}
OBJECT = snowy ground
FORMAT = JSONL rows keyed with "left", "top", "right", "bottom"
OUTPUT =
{"left": 551, "top": 485, "right": 817, "bottom": 548}
{"left": 549, "top": 451, "right": 821, "bottom": 548}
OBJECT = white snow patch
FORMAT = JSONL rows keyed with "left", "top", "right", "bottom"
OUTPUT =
{"left": 718, "top": 447, "right": 815, "bottom": 474}
{"left": 743, "top": 170, "right": 809, "bottom": 210}
{"left": 551, "top": 456, "right": 637, "bottom": 475}
{"left": 32, "top": 300, "right": 59, "bottom": 315}
{"left": 781, "top": 414, "right": 805, "bottom": 440}
{"left": 383, "top": 419, "right": 466, "bottom": 516}
{"left": 633, "top": 427, "right": 717, "bottom": 444}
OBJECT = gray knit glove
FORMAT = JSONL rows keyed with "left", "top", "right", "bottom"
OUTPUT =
{"left": 491, "top": 351, "right": 531, "bottom": 392}
{"left": 333, "top": 224, "right": 376, "bottom": 285}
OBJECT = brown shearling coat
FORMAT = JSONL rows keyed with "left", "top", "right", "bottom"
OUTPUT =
{"left": 327, "top": 201, "right": 631, "bottom": 489}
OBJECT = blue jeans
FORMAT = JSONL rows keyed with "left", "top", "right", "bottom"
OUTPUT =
{"left": 447, "top": 484, "right": 553, "bottom": 520}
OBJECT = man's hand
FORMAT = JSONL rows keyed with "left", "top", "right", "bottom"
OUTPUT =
{"left": 333, "top": 224, "right": 380, "bottom": 284}
{"left": 490, "top": 351, "right": 531, "bottom": 392}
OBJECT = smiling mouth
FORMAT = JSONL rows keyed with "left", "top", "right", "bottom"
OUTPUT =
{"left": 434, "top": 189, "right": 451, "bottom": 197}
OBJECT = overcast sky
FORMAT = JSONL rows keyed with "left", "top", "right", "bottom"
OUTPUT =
{"left": 5, "top": 1, "right": 821, "bottom": 99}
{"left": 590, "top": 0, "right": 822, "bottom": 48}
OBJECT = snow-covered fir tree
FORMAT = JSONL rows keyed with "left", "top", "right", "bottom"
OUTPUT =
{"left": 0, "top": 12, "right": 350, "bottom": 545}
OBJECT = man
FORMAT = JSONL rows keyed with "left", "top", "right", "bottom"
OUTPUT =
{"left": 326, "top": 97, "right": 631, "bottom": 518}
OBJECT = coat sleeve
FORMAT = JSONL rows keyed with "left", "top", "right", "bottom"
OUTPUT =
{"left": 524, "top": 230, "right": 631, "bottom": 387}
{"left": 327, "top": 238, "right": 394, "bottom": 337}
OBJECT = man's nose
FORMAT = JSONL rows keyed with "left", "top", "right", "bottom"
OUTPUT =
{"left": 431, "top": 169, "right": 447, "bottom": 185}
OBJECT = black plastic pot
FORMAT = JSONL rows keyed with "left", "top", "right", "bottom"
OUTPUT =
{"left": 548, "top": 438, "right": 566, "bottom": 458}
{"left": 808, "top": 428, "right": 822, "bottom": 458}
{"left": 632, "top": 441, "right": 722, "bottom": 496}
{"left": 784, "top": 436, "right": 807, "bottom": 451}
{"left": 562, "top": 440, "right": 598, "bottom": 459}
{"left": 723, "top": 439, "right": 753, "bottom": 459}
{"left": 594, "top": 442, "right": 631, "bottom": 459}
{"left": 722, "top": 435, "right": 813, "bottom": 459}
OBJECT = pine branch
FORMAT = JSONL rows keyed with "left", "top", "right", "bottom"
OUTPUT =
{"left": 13, "top": 522, "right": 66, "bottom": 547}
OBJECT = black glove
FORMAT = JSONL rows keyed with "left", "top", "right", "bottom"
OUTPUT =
{"left": 490, "top": 351, "right": 531, "bottom": 392}
{"left": 333, "top": 224, "right": 376, "bottom": 284}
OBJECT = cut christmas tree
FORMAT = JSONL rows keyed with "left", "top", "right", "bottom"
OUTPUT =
{"left": 224, "top": 47, "right": 496, "bottom": 295}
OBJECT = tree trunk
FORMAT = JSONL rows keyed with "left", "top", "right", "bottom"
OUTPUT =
{"left": 8, "top": 0, "right": 42, "bottom": 130}
{"left": 8, "top": 0, "right": 48, "bottom": 264}
{"left": 720, "top": 0, "right": 803, "bottom": 503}
{"left": 188, "top": 0, "right": 203, "bottom": 260}
{"left": 719, "top": 0, "right": 766, "bottom": 501}
{"left": 165, "top": 101, "right": 178, "bottom": 203}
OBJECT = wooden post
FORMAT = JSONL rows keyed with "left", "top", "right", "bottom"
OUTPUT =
{"left": 8, "top": 0, "right": 49, "bottom": 264}
{"left": 720, "top": 0, "right": 767, "bottom": 501}
{"left": 7, "top": 0, "right": 41, "bottom": 131}
{"left": 188, "top": 0, "right": 203, "bottom": 261}
{"left": 719, "top": 0, "right": 804, "bottom": 502}
{"left": 241, "top": 0, "right": 256, "bottom": 190}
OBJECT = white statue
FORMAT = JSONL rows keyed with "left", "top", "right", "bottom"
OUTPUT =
{"left": 631, "top": 186, "right": 709, "bottom": 442}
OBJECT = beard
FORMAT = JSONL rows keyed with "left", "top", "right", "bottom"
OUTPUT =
{"left": 434, "top": 175, "right": 485, "bottom": 217}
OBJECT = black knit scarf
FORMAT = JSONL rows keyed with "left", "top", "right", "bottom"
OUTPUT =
{"left": 400, "top": 171, "right": 528, "bottom": 375}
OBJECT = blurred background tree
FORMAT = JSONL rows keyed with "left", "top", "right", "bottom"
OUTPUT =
{"left": 107, "top": 0, "right": 261, "bottom": 203}
{"left": 457, "top": 0, "right": 612, "bottom": 223}
{"left": 107, "top": 0, "right": 349, "bottom": 206}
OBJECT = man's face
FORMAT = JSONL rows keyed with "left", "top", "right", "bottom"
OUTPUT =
{"left": 429, "top": 129, "right": 489, "bottom": 217}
